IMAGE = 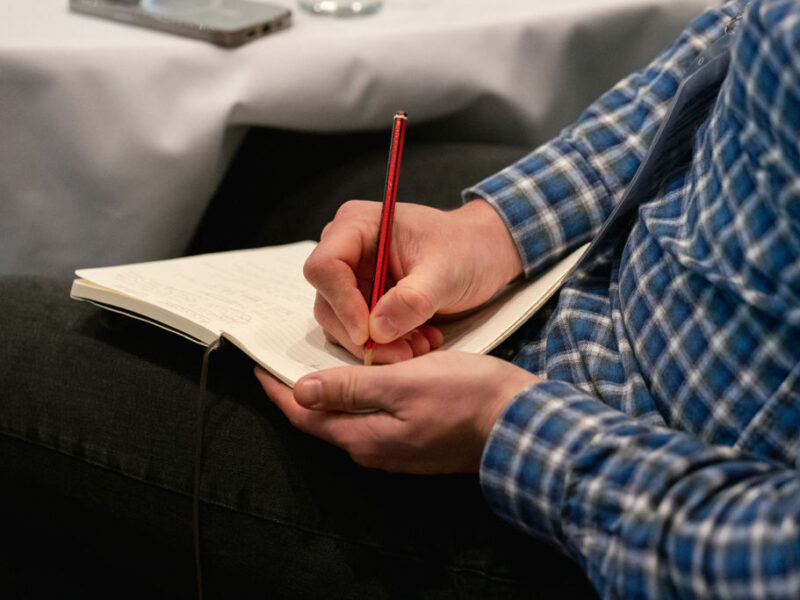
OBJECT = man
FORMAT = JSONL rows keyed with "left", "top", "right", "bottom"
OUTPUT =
{"left": 259, "top": 0, "right": 800, "bottom": 597}
{"left": 1, "top": 0, "right": 797, "bottom": 597}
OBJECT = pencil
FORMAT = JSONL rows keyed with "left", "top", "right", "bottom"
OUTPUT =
{"left": 363, "top": 111, "right": 407, "bottom": 366}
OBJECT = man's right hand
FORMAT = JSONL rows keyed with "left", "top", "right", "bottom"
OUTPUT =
{"left": 303, "top": 199, "right": 523, "bottom": 363}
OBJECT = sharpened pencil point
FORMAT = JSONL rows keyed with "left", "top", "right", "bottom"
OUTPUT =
{"left": 363, "top": 347, "right": 374, "bottom": 366}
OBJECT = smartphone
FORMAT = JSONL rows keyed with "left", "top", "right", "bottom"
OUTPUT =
{"left": 69, "top": 0, "right": 291, "bottom": 47}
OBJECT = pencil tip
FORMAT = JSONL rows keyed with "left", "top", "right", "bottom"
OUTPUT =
{"left": 363, "top": 348, "right": 373, "bottom": 366}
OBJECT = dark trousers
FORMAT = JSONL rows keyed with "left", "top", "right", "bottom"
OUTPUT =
{"left": 0, "top": 130, "right": 596, "bottom": 599}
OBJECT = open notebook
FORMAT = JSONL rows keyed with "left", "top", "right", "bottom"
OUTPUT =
{"left": 71, "top": 241, "right": 587, "bottom": 386}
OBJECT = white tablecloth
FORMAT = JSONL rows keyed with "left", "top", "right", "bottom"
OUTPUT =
{"left": 0, "top": 0, "right": 710, "bottom": 275}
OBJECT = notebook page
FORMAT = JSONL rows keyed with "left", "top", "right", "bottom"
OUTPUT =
{"left": 223, "top": 314, "right": 359, "bottom": 386}
{"left": 76, "top": 242, "right": 359, "bottom": 384}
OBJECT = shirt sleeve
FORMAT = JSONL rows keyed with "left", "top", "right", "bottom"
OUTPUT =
{"left": 481, "top": 380, "right": 800, "bottom": 599}
{"left": 462, "top": 1, "right": 749, "bottom": 278}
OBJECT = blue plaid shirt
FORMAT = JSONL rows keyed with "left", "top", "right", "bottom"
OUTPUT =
{"left": 464, "top": 1, "right": 800, "bottom": 597}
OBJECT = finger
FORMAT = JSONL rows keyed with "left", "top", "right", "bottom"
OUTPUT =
{"left": 304, "top": 230, "right": 371, "bottom": 346}
{"left": 322, "top": 328, "right": 341, "bottom": 346}
{"left": 315, "top": 294, "right": 414, "bottom": 363}
{"left": 257, "top": 366, "right": 399, "bottom": 461}
{"left": 294, "top": 365, "right": 398, "bottom": 413}
{"left": 314, "top": 293, "right": 357, "bottom": 349}
{"left": 255, "top": 365, "right": 295, "bottom": 405}
{"left": 254, "top": 365, "right": 328, "bottom": 436}
{"left": 369, "top": 269, "right": 447, "bottom": 343}
{"left": 256, "top": 365, "right": 337, "bottom": 430}
{"left": 418, "top": 324, "right": 444, "bottom": 350}
{"left": 318, "top": 220, "right": 334, "bottom": 241}
{"left": 402, "top": 330, "right": 430, "bottom": 357}
{"left": 369, "top": 341, "right": 414, "bottom": 364}
{"left": 402, "top": 325, "right": 445, "bottom": 356}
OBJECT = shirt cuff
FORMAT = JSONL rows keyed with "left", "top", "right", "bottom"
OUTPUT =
{"left": 462, "top": 137, "right": 611, "bottom": 279}
{"left": 479, "top": 379, "right": 631, "bottom": 555}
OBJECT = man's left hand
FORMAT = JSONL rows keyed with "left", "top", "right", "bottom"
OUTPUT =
{"left": 256, "top": 351, "right": 540, "bottom": 474}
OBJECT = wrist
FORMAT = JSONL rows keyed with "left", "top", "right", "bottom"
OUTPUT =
{"left": 456, "top": 199, "right": 523, "bottom": 286}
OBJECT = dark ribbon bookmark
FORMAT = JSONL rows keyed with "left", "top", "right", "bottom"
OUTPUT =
{"left": 193, "top": 337, "right": 223, "bottom": 600}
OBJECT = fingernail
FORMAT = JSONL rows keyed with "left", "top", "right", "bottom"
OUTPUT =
{"left": 373, "top": 314, "right": 399, "bottom": 341}
{"left": 351, "top": 325, "right": 369, "bottom": 347}
{"left": 296, "top": 377, "right": 323, "bottom": 407}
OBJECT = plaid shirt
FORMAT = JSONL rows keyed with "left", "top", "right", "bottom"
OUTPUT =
{"left": 464, "top": 1, "right": 800, "bottom": 597}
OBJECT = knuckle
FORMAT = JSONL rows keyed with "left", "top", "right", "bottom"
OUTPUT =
{"left": 338, "top": 370, "right": 361, "bottom": 412}
{"left": 396, "top": 285, "right": 436, "bottom": 321}
{"left": 407, "top": 330, "right": 431, "bottom": 357}
{"left": 303, "top": 253, "right": 324, "bottom": 283}
{"left": 319, "top": 222, "right": 333, "bottom": 240}
{"left": 312, "top": 294, "right": 328, "bottom": 323}
{"left": 334, "top": 200, "right": 362, "bottom": 220}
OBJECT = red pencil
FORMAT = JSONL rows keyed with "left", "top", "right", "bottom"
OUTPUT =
{"left": 363, "top": 111, "right": 407, "bottom": 366}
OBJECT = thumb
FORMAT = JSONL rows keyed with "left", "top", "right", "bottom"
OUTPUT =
{"left": 294, "top": 367, "right": 393, "bottom": 413}
{"left": 369, "top": 269, "right": 445, "bottom": 343}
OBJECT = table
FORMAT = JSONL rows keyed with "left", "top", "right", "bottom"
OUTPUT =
{"left": 0, "top": 0, "right": 709, "bottom": 275}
